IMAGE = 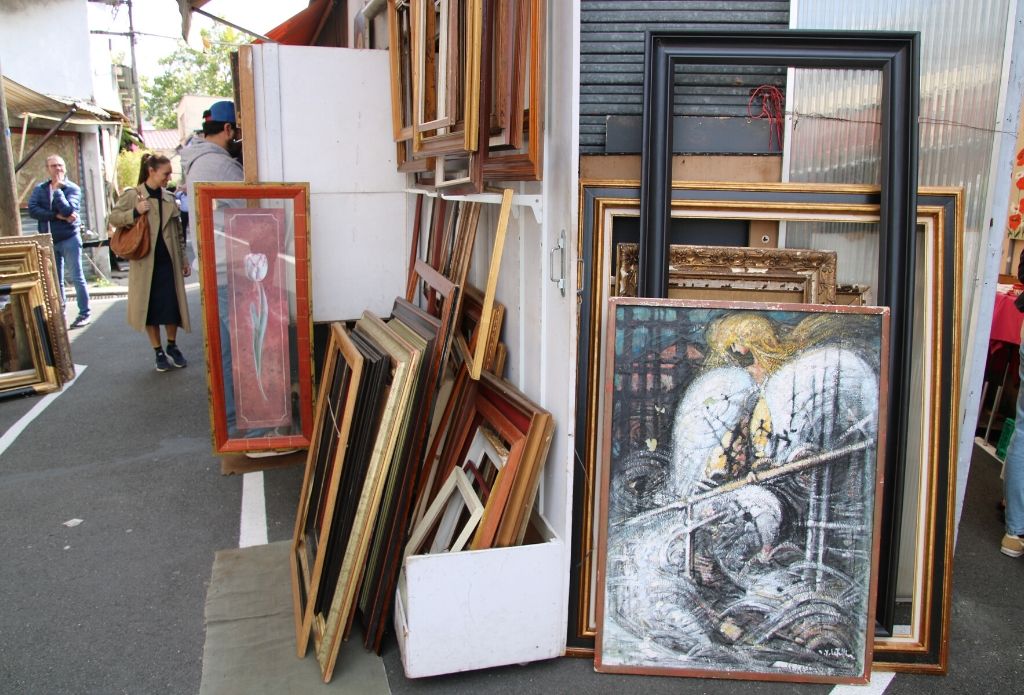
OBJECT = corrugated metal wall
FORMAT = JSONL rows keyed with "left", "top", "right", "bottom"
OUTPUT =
{"left": 786, "top": 0, "right": 1014, "bottom": 361}
{"left": 579, "top": 0, "right": 790, "bottom": 154}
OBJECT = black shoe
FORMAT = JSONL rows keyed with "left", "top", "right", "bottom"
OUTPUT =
{"left": 155, "top": 351, "right": 171, "bottom": 372}
{"left": 69, "top": 314, "right": 90, "bottom": 329}
{"left": 165, "top": 344, "right": 187, "bottom": 368}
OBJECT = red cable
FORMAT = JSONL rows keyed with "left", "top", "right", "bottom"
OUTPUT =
{"left": 748, "top": 85, "right": 785, "bottom": 151}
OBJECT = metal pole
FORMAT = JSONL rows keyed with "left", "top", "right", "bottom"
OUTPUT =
{"left": 126, "top": 0, "right": 144, "bottom": 136}
{"left": 0, "top": 64, "right": 23, "bottom": 236}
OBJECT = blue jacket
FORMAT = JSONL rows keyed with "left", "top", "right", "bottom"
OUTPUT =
{"left": 27, "top": 179, "right": 81, "bottom": 242}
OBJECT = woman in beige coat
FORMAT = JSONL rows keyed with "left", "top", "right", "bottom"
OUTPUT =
{"left": 108, "top": 154, "right": 192, "bottom": 372}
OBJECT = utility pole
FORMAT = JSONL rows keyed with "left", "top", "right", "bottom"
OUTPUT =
{"left": 126, "top": 0, "right": 143, "bottom": 136}
{"left": 0, "top": 60, "right": 23, "bottom": 237}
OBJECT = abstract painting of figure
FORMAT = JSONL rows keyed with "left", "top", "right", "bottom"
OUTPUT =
{"left": 596, "top": 299, "right": 889, "bottom": 683}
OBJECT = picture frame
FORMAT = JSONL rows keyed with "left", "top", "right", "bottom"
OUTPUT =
{"left": 615, "top": 244, "right": 838, "bottom": 303}
{"left": 290, "top": 323, "right": 363, "bottom": 658}
{"left": 405, "top": 466, "right": 484, "bottom": 557}
{"left": 595, "top": 298, "right": 889, "bottom": 683}
{"left": 194, "top": 182, "right": 313, "bottom": 454}
{"left": 314, "top": 312, "right": 421, "bottom": 683}
{"left": 464, "top": 188, "right": 512, "bottom": 379}
{"left": 360, "top": 261, "right": 462, "bottom": 653}
{"left": 637, "top": 33, "right": 920, "bottom": 640}
{"left": 461, "top": 284, "right": 505, "bottom": 376}
{"left": 0, "top": 234, "right": 74, "bottom": 384}
{"left": 571, "top": 182, "right": 963, "bottom": 673}
{"left": 412, "top": 0, "right": 483, "bottom": 158}
{"left": 0, "top": 273, "right": 60, "bottom": 398}
{"left": 481, "top": 0, "right": 545, "bottom": 181}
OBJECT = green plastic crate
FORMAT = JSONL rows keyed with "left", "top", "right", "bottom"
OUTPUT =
{"left": 996, "top": 417, "right": 1016, "bottom": 460}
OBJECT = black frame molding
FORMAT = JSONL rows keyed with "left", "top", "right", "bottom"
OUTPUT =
{"left": 637, "top": 30, "right": 920, "bottom": 634}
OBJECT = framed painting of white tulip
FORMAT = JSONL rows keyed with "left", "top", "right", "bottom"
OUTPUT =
{"left": 194, "top": 182, "right": 314, "bottom": 454}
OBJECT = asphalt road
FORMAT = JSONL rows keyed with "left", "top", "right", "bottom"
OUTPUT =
{"left": 0, "top": 289, "right": 302, "bottom": 694}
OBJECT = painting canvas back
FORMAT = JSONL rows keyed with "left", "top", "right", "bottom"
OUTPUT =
{"left": 596, "top": 298, "right": 889, "bottom": 684}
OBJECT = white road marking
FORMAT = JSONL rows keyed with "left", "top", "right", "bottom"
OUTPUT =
{"left": 239, "top": 471, "right": 268, "bottom": 548}
{"left": 0, "top": 365, "right": 86, "bottom": 457}
{"left": 829, "top": 671, "right": 896, "bottom": 695}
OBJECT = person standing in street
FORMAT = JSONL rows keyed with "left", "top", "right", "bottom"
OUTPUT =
{"left": 27, "top": 154, "right": 91, "bottom": 328}
{"left": 107, "top": 154, "right": 192, "bottom": 372}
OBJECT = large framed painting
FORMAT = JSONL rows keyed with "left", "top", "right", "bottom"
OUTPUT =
{"left": 595, "top": 298, "right": 889, "bottom": 683}
{"left": 194, "top": 182, "right": 313, "bottom": 454}
{"left": 572, "top": 184, "right": 963, "bottom": 673}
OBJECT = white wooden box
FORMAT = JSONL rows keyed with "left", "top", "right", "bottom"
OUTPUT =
{"left": 394, "top": 516, "right": 565, "bottom": 678}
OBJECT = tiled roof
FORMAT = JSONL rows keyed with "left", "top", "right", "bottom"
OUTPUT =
{"left": 143, "top": 129, "right": 181, "bottom": 152}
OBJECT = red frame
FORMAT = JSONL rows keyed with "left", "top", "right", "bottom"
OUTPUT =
{"left": 195, "top": 182, "right": 314, "bottom": 453}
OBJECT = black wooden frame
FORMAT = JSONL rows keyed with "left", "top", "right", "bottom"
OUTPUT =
{"left": 637, "top": 30, "right": 920, "bottom": 634}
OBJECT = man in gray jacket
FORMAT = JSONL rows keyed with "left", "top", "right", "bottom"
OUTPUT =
{"left": 179, "top": 99, "right": 244, "bottom": 248}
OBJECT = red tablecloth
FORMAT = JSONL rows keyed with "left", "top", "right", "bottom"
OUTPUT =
{"left": 991, "top": 290, "right": 1024, "bottom": 345}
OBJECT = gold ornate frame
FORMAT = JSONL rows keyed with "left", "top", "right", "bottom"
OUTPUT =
{"left": 615, "top": 244, "right": 838, "bottom": 303}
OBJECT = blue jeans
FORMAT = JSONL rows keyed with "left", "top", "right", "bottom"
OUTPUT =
{"left": 1004, "top": 339, "right": 1024, "bottom": 536}
{"left": 53, "top": 234, "right": 90, "bottom": 318}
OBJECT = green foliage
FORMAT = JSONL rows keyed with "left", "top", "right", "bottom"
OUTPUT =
{"left": 141, "top": 26, "right": 240, "bottom": 129}
{"left": 116, "top": 149, "right": 148, "bottom": 192}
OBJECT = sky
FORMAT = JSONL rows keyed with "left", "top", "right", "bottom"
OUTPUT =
{"left": 88, "top": 0, "right": 311, "bottom": 82}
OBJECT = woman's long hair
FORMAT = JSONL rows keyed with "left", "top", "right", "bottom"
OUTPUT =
{"left": 137, "top": 153, "right": 171, "bottom": 185}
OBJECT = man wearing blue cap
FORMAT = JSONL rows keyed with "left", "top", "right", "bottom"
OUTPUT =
{"left": 180, "top": 99, "right": 243, "bottom": 191}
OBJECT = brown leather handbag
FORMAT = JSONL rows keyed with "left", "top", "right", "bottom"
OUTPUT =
{"left": 110, "top": 187, "right": 151, "bottom": 260}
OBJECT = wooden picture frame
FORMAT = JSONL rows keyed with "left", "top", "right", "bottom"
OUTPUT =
{"left": 596, "top": 298, "right": 889, "bottom": 683}
{"left": 356, "top": 303, "right": 439, "bottom": 653}
{"left": 412, "top": 0, "right": 483, "bottom": 158}
{"left": 481, "top": 0, "right": 545, "bottom": 181}
{"left": 194, "top": 182, "right": 313, "bottom": 454}
{"left": 360, "top": 262, "right": 462, "bottom": 653}
{"left": 405, "top": 466, "right": 484, "bottom": 557}
{"left": 571, "top": 183, "right": 963, "bottom": 674}
{"left": 461, "top": 284, "right": 505, "bottom": 375}
{"left": 314, "top": 312, "right": 421, "bottom": 683}
{"left": 291, "top": 323, "right": 363, "bottom": 658}
{"left": 0, "top": 273, "right": 60, "bottom": 398}
{"left": 465, "top": 188, "right": 512, "bottom": 379}
{"left": 615, "top": 244, "right": 838, "bottom": 303}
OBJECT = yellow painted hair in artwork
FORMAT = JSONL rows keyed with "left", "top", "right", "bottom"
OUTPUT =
{"left": 703, "top": 312, "right": 845, "bottom": 375}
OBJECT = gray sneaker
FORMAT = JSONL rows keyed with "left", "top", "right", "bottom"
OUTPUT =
{"left": 165, "top": 344, "right": 187, "bottom": 368}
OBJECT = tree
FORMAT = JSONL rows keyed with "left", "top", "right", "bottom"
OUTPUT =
{"left": 141, "top": 26, "right": 240, "bottom": 129}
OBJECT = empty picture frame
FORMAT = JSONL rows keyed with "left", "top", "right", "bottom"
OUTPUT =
{"left": 615, "top": 244, "right": 838, "bottom": 303}
{"left": 637, "top": 33, "right": 920, "bottom": 639}
{"left": 314, "top": 312, "right": 421, "bottom": 683}
{"left": 406, "top": 466, "right": 484, "bottom": 557}
{"left": 596, "top": 298, "right": 889, "bottom": 683}
{"left": 291, "top": 323, "right": 363, "bottom": 658}
{"left": 481, "top": 0, "right": 545, "bottom": 181}
{"left": 194, "top": 182, "right": 313, "bottom": 454}
{"left": 412, "top": 0, "right": 483, "bottom": 157}
{"left": 465, "top": 188, "right": 513, "bottom": 379}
